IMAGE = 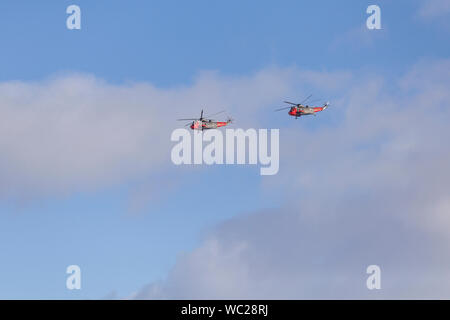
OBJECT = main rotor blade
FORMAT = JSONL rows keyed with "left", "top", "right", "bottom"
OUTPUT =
{"left": 275, "top": 106, "right": 292, "bottom": 111}
{"left": 204, "top": 110, "right": 225, "bottom": 118}
{"left": 177, "top": 118, "right": 198, "bottom": 121}
{"left": 283, "top": 101, "right": 298, "bottom": 106}
{"left": 300, "top": 94, "right": 313, "bottom": 105}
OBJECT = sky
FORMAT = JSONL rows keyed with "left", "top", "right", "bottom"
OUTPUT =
{"left": 0, "top": 0, "right": 449, "bottom": 299}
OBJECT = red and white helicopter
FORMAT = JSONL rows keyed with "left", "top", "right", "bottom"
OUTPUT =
{"left": 178, "top": 110, "right": 233, "bottom": 130}
{"left": 276, "top": 95, "right": 330, "bottom": 119}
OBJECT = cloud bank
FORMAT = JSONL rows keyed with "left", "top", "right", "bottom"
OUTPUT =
{"left": 130, "top": 59, "right": 450, "bottom": 299}
{"left": 418, "top": 0, "right": 450, "bottom": 19}
{"left": 2, "top": 59, "right": 449, "bottom": 298}
{"left": 0, "top": 68, "right": 310, "bottom": 199}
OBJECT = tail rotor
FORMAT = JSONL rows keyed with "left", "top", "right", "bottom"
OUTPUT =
{"left": 226, "top": 113, "right": 234, "bottom": 124}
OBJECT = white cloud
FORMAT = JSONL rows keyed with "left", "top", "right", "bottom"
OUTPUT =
{"left": 131, "top": 59, "right": 450, "bottom": 299}
{"left": 330, "top": 24, "right": 387, "bottom": 51}
{"left": 418, "top": 0, "right": 450, "bottom": 19}
{"left": 0, "top": 68, "right": 315, "bottom": 199}
{"left": 3, "top": 60, "right": 450, "bottom": 298}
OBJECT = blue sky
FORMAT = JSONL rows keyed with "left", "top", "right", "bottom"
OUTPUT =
{"left": 1, "top": 0, "right": 448, "bottom": 85}
{"left": 0, "top": 0, "right": 450, "bottom": 299}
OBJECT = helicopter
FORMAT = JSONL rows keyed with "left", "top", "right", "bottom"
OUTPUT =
{"left": 275, "top": 94, "right": 330, "bottom": 119}
{"left": 177, "top": 110, "right": 233, "bottom": 130}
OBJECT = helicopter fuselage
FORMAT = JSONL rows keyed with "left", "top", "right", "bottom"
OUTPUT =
{"left": 288, "top": 105, "right": 327, "bottom": 118}
{"left": 190, "top": 120, "right": 229, "bottom": 130}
